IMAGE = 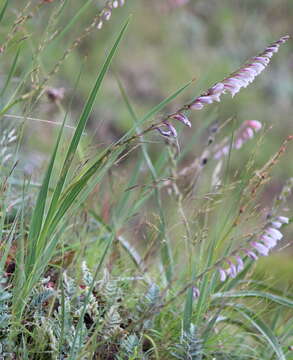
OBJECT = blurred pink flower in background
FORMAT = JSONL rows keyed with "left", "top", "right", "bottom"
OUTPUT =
{"left": 214, "top": 120, "right": 262, "bottom": 159}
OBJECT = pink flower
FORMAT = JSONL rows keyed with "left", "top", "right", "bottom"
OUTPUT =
{"left": 102, "top": 9, "right": 112, "bottom": 21}
{"left": 251, "top": 241, "right": 269, "bottom": 256}
{"left": 236, "top": 256, "right": 244, "bottom": 272}
{"left": 186, "top": 35, "right": 289, "bottom": 112}
{"left": 261, "top": 235, "right": 277, "bottom": 249}
{"left": 218, "top": 268, "right": 227, "bottom": 282}
{"left": 170, "top": 113, "right": 191, "bottom": 128}
{"left": 213, "top": 120, "right": 262, "bottom": 159}
{"left": 156, "top": 121, "right": 177, "bottom": 138}
{"left": 246, "top": 120, "right": 262, "bottom": 131}
{"left": 196, "top": 96, "right": 214, "bottom": 104}
{"left": 226, "top": 260, "right": 237, "bottom": 278}
{"left": 271, "top": 221, "right": 282, "bottom": 229}
{"left": 223, "top": 78, "right": 242, "bottom": 97}
{"left": 252, "top": 56, "right": 270, "bottom": 65}
{"left": 265, "top": 227, "right": 283, "bottom": 241}
{"left": 96, "top": 20, "right": 103, "bottom": 29}
{"left": 244, "top": 249, "right": 258, "bottom": 260}
{"left": 190, "top": 101, "right": 204, "bottom": 110}
{"left": 277, "top": 216, "right": 289, "bottom": 224}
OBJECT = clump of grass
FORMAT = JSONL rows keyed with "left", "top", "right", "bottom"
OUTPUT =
{"left": 0, "top": 1, "right": 292, "bottom": 359}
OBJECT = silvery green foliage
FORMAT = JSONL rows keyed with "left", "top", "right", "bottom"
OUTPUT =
{"left": 116, "top": 334, "right": 140, "bottom": 359}
{"left": 43, "top": 267, "right": 123, "bottom": 358}
{"left": 171, "top": 324, "right": 203, "bottom": 360}
{"left": 0, "top": 277, "right": 11, "bottom": 329}
{"left": 96, "top": 268, "right": 121, "bottom": 304}
{"left": 136, "top": 283, "right": 160, "bottom": 329}
{"left": 0, "top": 264, "right": 129, "bottom": 359}
{"left": 0, "top": 277, "right": 13, "bottom": 356}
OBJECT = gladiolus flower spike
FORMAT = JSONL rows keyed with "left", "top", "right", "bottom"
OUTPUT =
{"left": 156, "top": 35, "right": 289, "bottom": 139}
{"left": 189, "top": 35, "right": 289, "bottom": 111}
{"left": 219, "top": 215, "right": 289, "bottom": 282}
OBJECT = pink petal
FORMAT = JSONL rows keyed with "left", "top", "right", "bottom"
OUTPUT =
{"left": 238, "top": 67, "right": 257, "bottom": 78}
{"left": 222, "top": 145, "right": 230, "bottom": 155}
{"left": 233, "top": 75, "right": 250, "bottom": 87}
{"left": 197, "top": 96, "right": 214, "bottom": 104}
{"left": 265, "top": 227, "right": 283, "bottom": 240}
{"left": 171, "top": 113, "right": 191, "bottom": 128}
{"left": 246, "top": 120, "right": 262, "bottom": 131}
{"left": 96, "top": 20, "right": 103, "bottom": 29}
{"left": 211, "top": 93, "right": 222, "bottom": 102}
{"left": 236, "top": 256, "right": 244, "bottom": 272}
{"left": 263, "top": 51, "right": 274, "bottom": 58}
{"left": 243, "top": 127, "right": 254, "bottom": 140}
{"left": 190, "top": 101, "right": 204, "bottom": 110}
{"left": 164, "top": 121, "right": 177, "bottom": 137}
{"left": 234, "top": 138, "right": 243, "bottom": 149}
{"left": 245, "top": 249, "right": 258, "bottom": 260}
{"left": 266, "top": 45, "right": 279, "bottom": 53}
{"left": 218, "top": 268, "right": 227, "bottom": 282}
{"left": 271, "top": 221, "right": 282, "bottom": 229}
{"left": 261, "top": 235, "right": 277, "bottom": 249}
{"left": 156, "top": 128, "right": 172, "bottom": 137}
{"left": 223, "top": 84, "right": 241, "bottom": 97}
{"left": 251, "top": 241, "right": 269, "bottom": 256}
{"left": 214, "top": 149, "right": 224, "bottom": 160}
{"left": 209, "top": 82, "right": 225, "bottom": 95}
{"left": 277, "top": 216, "right": 289, "bottom": 224}
{"left": 279, "top": 35, "right": 290, "bottom": 43}
{"left": 252, "top": 56, "right": 270, "bottom": 65}
{"left": 227, "top": 260, "right": 237, "bottom": 278}
{"left": 247, "top": 62, "right": 265, "bottom": 75}
{"left": 102, "top": 9, "right": 112, "bottom": 21}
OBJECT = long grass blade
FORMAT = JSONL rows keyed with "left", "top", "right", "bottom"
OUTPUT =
{"left": 0, "top": 0, "right": 8, "bottom": 23}
{"left": 40, "top": 18, "right": 130, "bottom": 244}
{"left": 213, "top": 290, "right": 293, "bottom": 308}
{"left": 232, "top": 304, "right": 286, "bottom": 360}
{"left": 0, "top": 46, "right": 21, "bottom": 97}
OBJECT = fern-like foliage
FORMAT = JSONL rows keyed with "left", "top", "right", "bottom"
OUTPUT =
{"left": 117, "top": 334, "right": 140, "bottom": 360}
{"left": 170, "top": 324, "right": 203, "bottom": 360}
{"left": 136, "top": 283, "right": 160, "bottom": 330}
{"left": 3, "top": 264, "right": 132, "bottom": 359}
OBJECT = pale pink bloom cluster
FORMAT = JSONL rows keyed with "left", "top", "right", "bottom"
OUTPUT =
{"left": 156, "top": 35, "right": 289, "bottom": 139}
{"left": 96, "top": 0, "right": 125, "bottom": 29}
{"left": 214, "top": 120, "right": 262, "bottom": 159}
{"left": 218, "top": 216, "right": 289, "bottom": 282}
{"left": 190, "top": 35, "right": 290, "bottom": 110}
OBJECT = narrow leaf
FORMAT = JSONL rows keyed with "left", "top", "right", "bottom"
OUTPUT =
{"left": 0, "top": 0, "right": 8, "bottom": 23}
{"left": 213, "top": 290, "right": 293, "bottom": 308}
{"left": 232, "top": 304, "right": 286, "bottom": 360}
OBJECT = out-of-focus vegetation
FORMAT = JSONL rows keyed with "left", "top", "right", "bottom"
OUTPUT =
{"left": 0, "top": 0, "right": 292, "bottom": 358}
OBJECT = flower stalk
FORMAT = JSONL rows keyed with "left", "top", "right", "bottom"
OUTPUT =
{"left": 155, "top": 35, "right": 290, "bottom": 139}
